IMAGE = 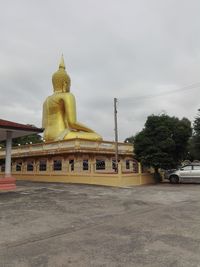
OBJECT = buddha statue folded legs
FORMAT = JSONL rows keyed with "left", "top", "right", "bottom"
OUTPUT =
{"left": 42, "top": 56, "right": 102, "bottom": 142}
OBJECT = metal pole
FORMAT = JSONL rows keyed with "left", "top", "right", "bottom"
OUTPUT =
{"left": 5, "top": 131, "right": 12, "bottom": 177}
{"left": 114, "top": 98, "right": 119, "bottom": 172}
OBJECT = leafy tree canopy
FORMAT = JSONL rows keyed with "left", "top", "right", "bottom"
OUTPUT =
{"left": 0, "top": 134, "right": 42, "bottom": 148}
{"left": 124, "top": 136, "right": 135, "bottom": 143}
{"left": 188, "top": 110, "right": 200, "bottom": 160}
{"left": 127, "top": 114, "right": 192, "bottom": 171}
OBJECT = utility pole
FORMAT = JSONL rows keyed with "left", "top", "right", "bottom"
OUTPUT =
{"left": 114, "top": 98, "right": 119, "bottom": 172}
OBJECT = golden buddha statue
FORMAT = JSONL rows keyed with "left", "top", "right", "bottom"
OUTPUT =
{"left": 42, "top": 56, "right": 102, "bottom": 142}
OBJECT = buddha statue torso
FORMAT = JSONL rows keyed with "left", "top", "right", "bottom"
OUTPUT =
{"left": 42, "top": 56, "right": 102, "bottom": 142}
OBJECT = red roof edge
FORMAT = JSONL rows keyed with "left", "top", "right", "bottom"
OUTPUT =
{"left": 0, "top": 119, "right": 43, "bottom": 133}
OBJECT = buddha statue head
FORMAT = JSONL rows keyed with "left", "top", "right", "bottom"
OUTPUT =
{"left": 52, "top": 55, "right": 71, "bottom": 93}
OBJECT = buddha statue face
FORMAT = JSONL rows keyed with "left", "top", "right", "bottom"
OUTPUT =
{"left": 52, "top": 56, "right": 71, "bottom": 93}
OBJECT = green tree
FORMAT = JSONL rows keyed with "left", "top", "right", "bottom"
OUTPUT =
{"left": 130, "top": 114, "right": 192, "bottom": 181}
{"left": 0, "top": 134, "right": 42, "bottom": 148}
{"left": 124, "top": 136, "right": 135, "bottom": 143}
{"left": 12, "top": 134, "right": 43, "bottom": 146}
{"left": 189, "top": 110, "right": 200, "bottom": 160}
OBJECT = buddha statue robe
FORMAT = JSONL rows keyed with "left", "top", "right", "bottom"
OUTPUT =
{"left": 42, "top": 56, "right": 102, "bottom": 142}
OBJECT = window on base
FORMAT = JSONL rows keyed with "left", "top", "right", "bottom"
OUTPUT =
{"left": 112, "top": 159, "right": 117, "bottom": 171}
{"left": 39, "top": 160, "right": 47, "bottom": 171}
{"left": 16, "top": 162, "right": 22, "bottom": 171}
{"left": 96, "top": 159, "right": 105, "bottom": 170}
{"left": 53, "top": 159, "right": 62, "bottom": 171}
{"left": 83, "top": 159, "right": 89, "bottom": 171}
{"left": 69, "top": 159, "right": 74, "bottom": 171}
{"left": 27, "top": 161, "right": 34, "bottom": 171}
{"left": 126, "top": 160, "right": 130, "bottom": 170}
{"left": 1, "top": 165, "right": 5, "bottom": 172}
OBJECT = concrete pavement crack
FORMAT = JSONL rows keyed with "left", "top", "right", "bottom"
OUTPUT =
{"left": 0, "top": 206, "right": 158, "bottom": 251}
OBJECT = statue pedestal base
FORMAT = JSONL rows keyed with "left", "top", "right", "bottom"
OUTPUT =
{"left": 0, "top": 177, "right": 16, "bottom": 191}
{"left": 0, "top": 139, "right": 155, "bottom": 187}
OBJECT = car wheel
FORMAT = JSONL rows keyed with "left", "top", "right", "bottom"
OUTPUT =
{"left": 169, "top": 175, "right": 179, "bottom": 184}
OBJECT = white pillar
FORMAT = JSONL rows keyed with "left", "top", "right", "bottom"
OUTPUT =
{"left": 5, "top": 131, "right": 12, "bottom": 177}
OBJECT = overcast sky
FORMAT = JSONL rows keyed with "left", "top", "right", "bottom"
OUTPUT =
{"left": 1, "top": 0, "right": 200, "bottom": 141}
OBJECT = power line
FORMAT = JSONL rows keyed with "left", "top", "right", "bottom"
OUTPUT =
{"left": 119, "top": 82, "right": 200, "bottom": 103}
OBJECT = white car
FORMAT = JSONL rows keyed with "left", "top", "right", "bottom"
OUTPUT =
{"left": 165, "top": 164, "right": 200, "bottom": 184}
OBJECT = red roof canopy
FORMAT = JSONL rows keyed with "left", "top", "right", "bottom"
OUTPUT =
{"left": 0, "top": 119, "right": 43, "bottom": 141}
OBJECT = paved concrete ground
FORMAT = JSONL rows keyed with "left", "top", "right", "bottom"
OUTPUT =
{"left": 0, "top": 181, "right": 200, "bottom": 267}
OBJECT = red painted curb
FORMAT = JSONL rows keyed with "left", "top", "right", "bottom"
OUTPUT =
{"left": 0, "top": 177, "right": 16, "bottom": 191}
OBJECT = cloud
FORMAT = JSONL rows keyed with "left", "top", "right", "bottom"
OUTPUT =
{"left": 0, "top": 0, "right": 200, "bottom": 140}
